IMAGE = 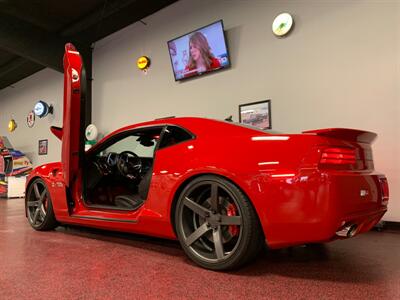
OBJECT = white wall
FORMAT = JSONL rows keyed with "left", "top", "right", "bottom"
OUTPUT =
{"left": 0, "top": 69, "right": 63, "bottom": 166}
{"left": 0, "top": 0, "right": 399, "bottom": 220}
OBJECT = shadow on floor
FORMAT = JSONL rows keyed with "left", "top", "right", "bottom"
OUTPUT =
{"left": 56, "top": 224, "right": 391, "bottom": 284}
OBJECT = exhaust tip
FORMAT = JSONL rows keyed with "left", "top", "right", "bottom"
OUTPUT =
{"left": 347, "top": 224, "right": 358, "bottom": 238}
{"left": 336, "top": 223, "right": 358, "bottom": 238}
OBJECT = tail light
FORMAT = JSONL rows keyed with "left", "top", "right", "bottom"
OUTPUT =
{"left": 320, "top": 147, "right": 356, "bottom": 165}
{"left": 379, "top": 177, "right": 389, "bottom": 204}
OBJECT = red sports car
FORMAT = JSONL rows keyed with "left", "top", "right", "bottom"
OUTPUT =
{"left": 25, "top": 44, "right": 389, "bottom": 270}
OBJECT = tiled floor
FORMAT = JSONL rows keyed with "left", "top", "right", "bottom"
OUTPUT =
{"left": 1, "top": 197, "right": 399, "bottom": 299}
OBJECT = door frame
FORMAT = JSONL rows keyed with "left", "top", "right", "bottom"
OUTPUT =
{"left": 79, "top": 124, "right": 167, "bottom": 211}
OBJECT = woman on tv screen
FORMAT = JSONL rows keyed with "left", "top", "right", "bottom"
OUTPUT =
{"left": 168, "top": 20, "right": 230, "bottom": 81}
{"left": 184, "top": 31, "right": 221, "bottom": 78}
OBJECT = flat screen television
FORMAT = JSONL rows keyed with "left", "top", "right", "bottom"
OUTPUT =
{"left": 167, "top": 20, "right": 230, "bottom": 81}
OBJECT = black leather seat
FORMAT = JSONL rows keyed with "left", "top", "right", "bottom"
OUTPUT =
{"left": 114, "top": 167, "right": 153, "bottom": 210}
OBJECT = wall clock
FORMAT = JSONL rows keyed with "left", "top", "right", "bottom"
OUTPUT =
{"left": 272, "top": 13, "right": 294, "bottom": 37}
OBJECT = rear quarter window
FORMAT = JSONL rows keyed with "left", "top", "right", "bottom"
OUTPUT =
{"left": 159, "top": 126, "right": 193, "bottom": 149}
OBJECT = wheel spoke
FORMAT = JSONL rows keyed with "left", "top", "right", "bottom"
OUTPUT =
{"left": 33, "top": 183, "right": 41, "bottom": 199}
{"left": 33, "top": 208, "right": 41, "bottom": 224}
{"left": 28, "top": 200, "right": 40, "bottom": 207}
{"left": 34, "top": 190, "right": 47, "bottom": 211}
{"left": 185, "top": 222, "right": 211, "bottom": 246}
{"left": 184, "top": 197, "right": 211, "bottom": 218}
{"left": 39, "top": 190, "right": 47, "bottom": 202}
{"left": 220, "top": 215, "right": 242, "bottom": 225}
{"left": 210, "top": 183, "right": 219, "bottom": 212}
{"left": 213, "top": 226, "right": 224, "bottom": 260}
{"left": 39, "top": 208, "right": 46, "bottom": 220}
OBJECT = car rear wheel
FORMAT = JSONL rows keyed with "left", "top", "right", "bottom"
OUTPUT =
{"left": 26, "top": 178, "right": 58, "bottom": 231}
{"left": 175, "top": 175, "right": 264, "bottom": 270}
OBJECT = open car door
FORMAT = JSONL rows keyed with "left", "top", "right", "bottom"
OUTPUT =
{"left": 51, "top": 43, "right": 84, "bottom": 188}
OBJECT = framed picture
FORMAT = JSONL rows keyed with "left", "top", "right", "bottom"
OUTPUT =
{"left": 239, "top": 100, "right": 272, "bottom": 129}
{"left": 38, "top": 139, "right": 48, "bottom": 155}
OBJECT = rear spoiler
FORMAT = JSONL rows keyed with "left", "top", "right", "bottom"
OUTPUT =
{"left": 50, "top": 126, "right": 63, "bottom": 140}
{"left": 302, "top": 128, "right": 377, "bottom": 144}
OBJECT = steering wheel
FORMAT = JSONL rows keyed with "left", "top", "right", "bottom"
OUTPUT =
{"left": 116, "top": 151, "right": 142, "bottom": 180}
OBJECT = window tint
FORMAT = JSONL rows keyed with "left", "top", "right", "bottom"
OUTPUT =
{"left": 103, "top": 135, "right": 157, "bottom": 158}
{"left": 159, "top": 126, "right": 193, "bottom": 149}
{"left": 97, "top": 127, "right": 163, "bottom": 158}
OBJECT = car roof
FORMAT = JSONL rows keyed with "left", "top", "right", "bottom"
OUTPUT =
{"left": 87, "top": 117, "right": 278, "bottom": 155}
{"left": 108, "top": 117, "right": 270, "bottom": 138}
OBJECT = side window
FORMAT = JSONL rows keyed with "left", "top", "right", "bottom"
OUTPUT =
{"left": 104, "top": 136, "right": 156, "bottom": 158}
{"left": 97, "top": 128, "right": 162, "bottom": 158}
{"left": 159, "top": 126, "right": 193, "bottom": 149}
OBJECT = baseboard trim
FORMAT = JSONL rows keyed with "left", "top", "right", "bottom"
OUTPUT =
{"left": 383, "top": 221, "right": 400, "bottom": 231}
{"left": 374, "top": 221, "right": 400, "bottom": 232}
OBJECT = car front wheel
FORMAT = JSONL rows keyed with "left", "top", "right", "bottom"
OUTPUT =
{"left": 26, "top": 178, "right": 58, "bottom": 231}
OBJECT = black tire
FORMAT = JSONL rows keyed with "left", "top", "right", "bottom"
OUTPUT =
{"left": 175, "top": 175, "right": 264, "bottom": 270}
{"left": 26, "top": 178, "right": 58, "bottom": 231}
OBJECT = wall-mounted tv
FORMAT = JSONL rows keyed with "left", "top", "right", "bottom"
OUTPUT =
{"left": 167, "top": 20, "right": 230, "bottom": 81}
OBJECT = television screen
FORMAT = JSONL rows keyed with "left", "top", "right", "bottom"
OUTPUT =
{"left": 167, "top": 20, "right": 230, "bottom": 81}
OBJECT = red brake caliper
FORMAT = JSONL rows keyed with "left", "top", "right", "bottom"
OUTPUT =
{"left": 227, "top": 204, "right": 239, "bottom": 236}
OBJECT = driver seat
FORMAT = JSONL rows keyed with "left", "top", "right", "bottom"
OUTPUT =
{"left": 114, "top": 167, "right": 153, "bottom": 210}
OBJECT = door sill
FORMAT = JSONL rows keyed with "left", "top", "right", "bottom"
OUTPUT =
{"left": 82, "top": 203, "right": 139, "bottom": 212}
{"left": 70, "top": 214, "right": 138, "bottom": 223}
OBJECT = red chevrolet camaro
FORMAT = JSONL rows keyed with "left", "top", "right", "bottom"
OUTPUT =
{"left": 25, "top": 44, "right": 389, "bottom": 270}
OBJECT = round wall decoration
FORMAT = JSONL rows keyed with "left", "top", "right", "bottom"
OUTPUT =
{"left": 8, "top": 119, "right": 17, "bottom": 132}
{"left": 34, "top": 100, "right": 53, "bottom": 118}
{"left": 137, "top": 56, "right": 151, "bottom": 70}
{"left": 27, "top": 110, "right": 35, "bottom": 128}
{"left": 85, "top": 124, "right": 99, "bottom": 151}
{"left": 272, "top": 13, "right": 294, "bottom": 37}
{"left": 85, "top": 124, "right": 99, "bottom": 141}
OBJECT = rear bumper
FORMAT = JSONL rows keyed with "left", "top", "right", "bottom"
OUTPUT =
{"left": 261, "top": 170, "right": 388, "bottom": 248}
{"left": 334, "top": 207, "right": 386, "bottom": 238}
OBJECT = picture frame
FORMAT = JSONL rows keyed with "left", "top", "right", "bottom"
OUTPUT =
{"left": 239, "top": 100, "right": 272, "bottom": 130}
{"left": 38, "top": 139, "right": 48, "bottom": 155}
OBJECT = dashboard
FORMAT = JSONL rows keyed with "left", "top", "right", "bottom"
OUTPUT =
{"left": 94, "top": 152, "right": 153, "bottom": 177}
